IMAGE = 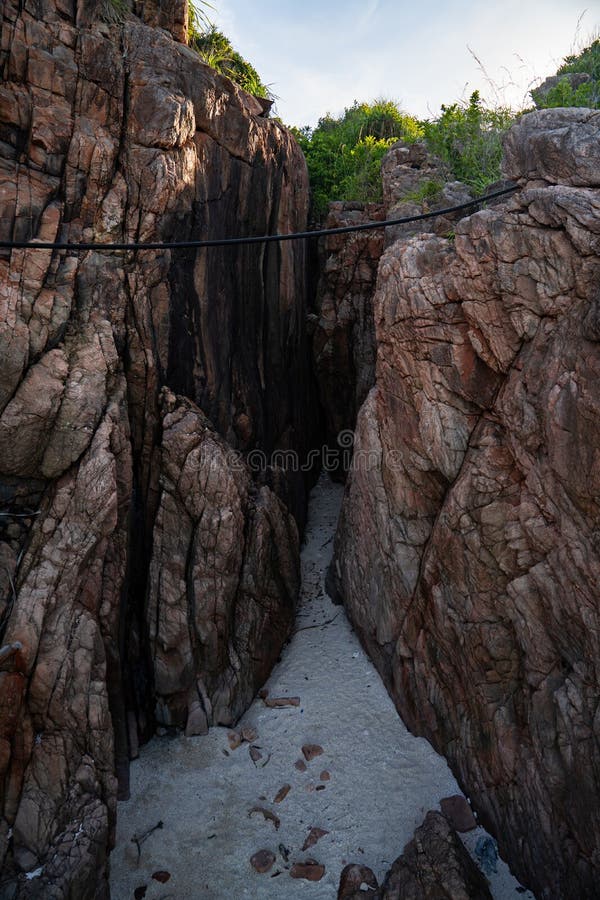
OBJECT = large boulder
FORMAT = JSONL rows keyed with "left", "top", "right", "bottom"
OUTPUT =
{"left": 0, "top": 1, "right": 316, "bottom": 895}
{"left": 332, "top": 109, "right": 600, "bottom": 898}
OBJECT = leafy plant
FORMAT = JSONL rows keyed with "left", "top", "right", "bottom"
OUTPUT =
{"left": 421, "top": 91, "right": 514, "bottom": 193}
{"left": 532, "top": 39, "right": 600, "bottom": 109}
{"left": 293, "top": 100, "right": 423, "bottom": 217}
{"left": 188, "top": 1, "right": 216, "bottom": 42}
{"left": 401, "top": 178, "right": 444, "bottom": 204}
{"left": 189, "top": 24, "right": 273, "bottom": 101}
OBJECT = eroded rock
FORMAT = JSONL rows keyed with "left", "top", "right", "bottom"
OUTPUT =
{"left": 0, "top": 1, "right": 314, "bottom": 896}
{"left": 380, "top": 811, "right": 492, "bottom": 899}
{"left": 332, "top": 110, "right": 600, "bottom": 898}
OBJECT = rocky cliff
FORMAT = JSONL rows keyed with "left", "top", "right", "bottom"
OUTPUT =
{"left": 0, "top": 2, "right": 316, "bottom": 896}
{"left": 332, "top": 108, "right": 600, "bottom": 899}
{"left": 311, "top": 142, "right": 474, "bottom": 473}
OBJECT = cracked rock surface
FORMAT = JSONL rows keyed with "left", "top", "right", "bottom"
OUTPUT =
{"left": 332, "top": 108, "right": 600, "bottom": 899}
{"left": 0, "top": 2, "right": 315, "bottom": 896}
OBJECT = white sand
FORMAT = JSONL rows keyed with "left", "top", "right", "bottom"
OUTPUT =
{"left": 110, "top": 475, "right": 532, "bottom": 899}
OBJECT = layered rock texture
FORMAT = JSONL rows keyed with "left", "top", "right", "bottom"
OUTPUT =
{"left": 380, "top": 811, "right": 492, "bottom": 900}
{"left": 332, "top": 108, "right": 600, "bottom": 899}
{"left": 0, "top": 1, "right": 314, "bottom": 895}
{"left": 311, "top": 142, "right": 473, "bottom": 471}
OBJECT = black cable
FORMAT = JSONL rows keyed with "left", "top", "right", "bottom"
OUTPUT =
{"left": 0, "top": 185, "right": 519, "bottom": 252}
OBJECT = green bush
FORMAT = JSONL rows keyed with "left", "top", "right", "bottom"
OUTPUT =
{"left": 189, "top": 24, "right": 272, "bottom": 101}
{"left": 292, "top": 100, "right": 423, "bottom": 217}
{"left": 532, "top": 39, "right": 600, "bottom": 109}
{"left": 421, "top": 91, "right": 514, "bottom": 193}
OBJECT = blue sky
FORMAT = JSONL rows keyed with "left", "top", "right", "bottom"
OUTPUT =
{"left": 201, "top": 0, "right": 596, "bottom": 126}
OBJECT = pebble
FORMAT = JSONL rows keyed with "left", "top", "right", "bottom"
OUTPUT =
{"left": 151, "top": 871, "right": 171, "bottom": 883}
{"left": 302, "top": 743, "right": 324, "bottom": 761}
{"left": 289, "top": 859, "right": 325, "bottom": 882}
{"left": 274, "top": 784, "right": 291, "bottom": 803}
{"left": 301, "top": 827, "right": 329, "bottom": 851}
{"left": 250, "top": 849, "right": 276, "bottom": 874}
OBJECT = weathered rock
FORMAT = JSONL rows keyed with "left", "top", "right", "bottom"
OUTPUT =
{"left": 311, "top": 144, "right": 473, "bottom": 475}
{"left": 311, "top": 202, "right": 385, "bottom": 465}
{"left": 439, "top": 796, "right": 477, "bottom": 833}
{"left": 250, "top": 849, "right": 276, "bottom": 874}
{"left": 148, "top": 391, "right": 300, "bottom": 730}
{"left": 380, "top": 811, "right": 492, "bottom": 899}
{"left": 337, "top": 863, "right": 379, "bottom": 899}
{"left": 289, "top": 859, "right": 325, "bottom": 881}
{"left": 332, "top": 110, "right": 600, "bottom": 898}
{"left": 0, "top": 1, "right": 315, "bottom": 896}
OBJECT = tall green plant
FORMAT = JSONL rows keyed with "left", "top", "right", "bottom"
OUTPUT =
{"left": 189, "top": 24, "right": 272, "bottom": 100}
{"left": 293, "top": 100, "right": 423, "bottom": 216}
{"left": 421, "top": 91, "right": 514, "bottom": 192}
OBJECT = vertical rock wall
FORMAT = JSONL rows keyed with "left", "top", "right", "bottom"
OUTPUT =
{"left": 332, "top": 109, "right": 600, "bottom": 899}
{"left": 0, "top": 2, "right": 316, "bottom": 895}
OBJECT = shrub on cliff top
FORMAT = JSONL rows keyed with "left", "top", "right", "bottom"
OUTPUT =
{"left": 532, "top": 39, "right": 600, "bottom": 109}
{"left": 188, "top": 7, "right": 273, "bottom": 102}
{"left": 292, "top": 100, "right": 423, "bottom": 217}
{"left": 421, "top": 91, "right": 514, "bottom": 193}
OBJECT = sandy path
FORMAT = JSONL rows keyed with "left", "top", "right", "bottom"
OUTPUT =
{"left": 110, "top": 475, "right": 531, "bottom": 899}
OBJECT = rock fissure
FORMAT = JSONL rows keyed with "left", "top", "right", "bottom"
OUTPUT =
{"left": 1, "top": 4, "right": 600, "bottom": 899}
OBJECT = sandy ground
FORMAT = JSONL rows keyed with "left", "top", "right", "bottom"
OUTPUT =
{"left": 111, "top": 475, "right": 533, "bottom": 899}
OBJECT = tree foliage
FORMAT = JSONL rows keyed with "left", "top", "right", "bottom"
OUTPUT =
{"left": 294, "top": 95, "right": 514, "bottom": 217}
{"left": 292, "top": 101, "right": 423, "bottom": 217}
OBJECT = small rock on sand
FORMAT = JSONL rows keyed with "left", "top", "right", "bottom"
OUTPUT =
{"left": 294, "top": 759, "right": 307, "bottom": 772}
{"left": 251, "top": 850, "right": 276, "bottom": 874}
{"left": 274, "top": 784, "right": 291, "bottom": 803}
{"left": 302, "top": 744, "right": 324, "bottom": 761}
{"left": 290, "top": 859, "right": 325, "bottom": 881}
{"left": 337, "top": 863, "right": 379, "bottom": 898}
{"left": 302, "top": 827, "right": 329, "bottom": 851}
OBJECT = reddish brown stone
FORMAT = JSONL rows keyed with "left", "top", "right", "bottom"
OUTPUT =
{"left": 332, "top": 109, "right": 600, "bottom": 899}
{"left": 290, "top": 859, "right": 325, "bottom": 882}
{"left": 440, "top": 796, "right": 477, "bottom": 833}
{"left": 264, "top": 696, "right": 301, "bottom": 708}
{"left": 250, "top": 850, "right": 276, "bottom": 874}
{"left": 151, "top": 871, "right": 171, "bottom": 883}
{"left": 302, "top": 744, "right": 324, "bottom": 762}
{"left": 294, "top": 759, "right": 307, "bottom": 772}
{"left": 273, "top": 784, "right": 291, "bottom": 804}
{"left": 301, "top": 827, "right": 329, "bottom": 851}
{"left": 337, "top": 863, "right": 379, "bottom": 899}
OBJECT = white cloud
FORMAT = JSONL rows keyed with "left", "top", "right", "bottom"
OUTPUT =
{"left": 209, "top": 0, "right": 597, "bottom": 126}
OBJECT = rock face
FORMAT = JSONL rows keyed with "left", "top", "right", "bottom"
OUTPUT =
{"left": 311, "top": 202, "right": 385, "bottom": 463}
{"left": 311, "top": 143, "right": 472, "bottom": 472}
{"left": 0, "top": 1, "right": 315, "bottom": 895}
{"left": 380, "top": 811, "right": 492, "bottom": 900}
{"left": 148, "top": 390, "right": 299, "bottom": 733}
{"left": 337, "top": 813, "right": 491, "bottom": 899}
{"left": 332, "top": 108, "right": 600, "bottom": 899}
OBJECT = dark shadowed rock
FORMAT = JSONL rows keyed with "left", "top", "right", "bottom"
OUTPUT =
{"left": 338, "top": 863, "right": 379, "bottom": 899}
{"left": 440, "top": 796, "right": 477, "bottom": 833}
{"left": 0, "top": 1, "right": 315, "bottom": 896}
{"left": 380, "top": 811, "right": 492, "bottom": 899}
